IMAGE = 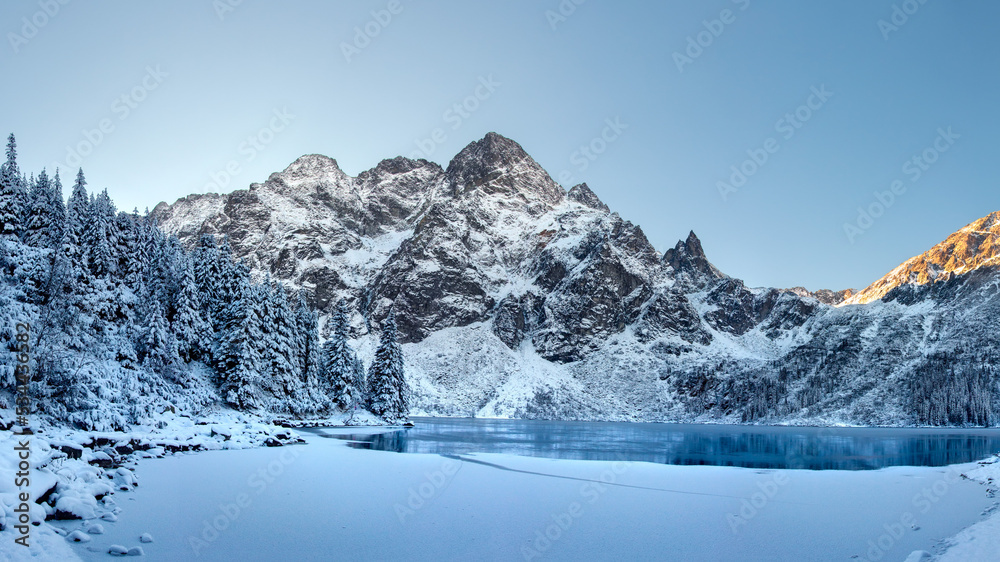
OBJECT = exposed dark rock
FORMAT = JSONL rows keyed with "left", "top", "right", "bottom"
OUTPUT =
{"left": 663, "top": 231, "right": 725, "bottom": 290}
{"left": 567, "top": 183, "right": 609, "bottom": 212}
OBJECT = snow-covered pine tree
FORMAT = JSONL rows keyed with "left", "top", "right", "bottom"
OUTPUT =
{"left": 323, "top": 299, "right": 364, "bottom": 412}
{"left": 213, "top": 256, "right": 250, "bottom": 333}
{"left": 23, "top": 168, "right": 64, "bottom": 248}
{"left": 171, "top": 253, "right": 211, "bottom": 362}
{"left": 366, "top": 308, "right": 408, "bottom": 422}
{"left": 78, "top": 190, "right": 133, "bottom": 331}
{"left": 59, "top": 169, "right": 92, "bottom": 297}
{"left": 0, "top": 134, "right": 24, "bottom": 238}
{"left": 0, "top": 261, "right": 30, "bottom": 392}
{"left": 217, "top": 238, "right": 236, "bottom": 290}
{"left": 140, "top": 300, "right": 180, "bottom": 373}
{"left": 259, "top": 280, "right": 300, "bottom": 409}
{"left": 295, "top": 291, "right": 326, "bottom": 413}
{"left": 55, "top": 171, "right": 95, "bottom": 324}
{"left": 214, "top": 277, "right": 265, "bottom": 410}
{"left": 352, "top": 355, "right": 366, "bottom": 403}
{"left": 85, "top": 190, "right": 119, "bottom": 279}
{"left": 115, "top": 209, "right": 145, "bottom": 289}
{"left": 64, "top": 169, "right": 88, "bottom": 248}
{"left": 193, "top": 234, "right": 222, "bottom": 330}
{"left": 52, "top": 169, "right": 66, "bottom": 220}
{"left": 159, "top": 236, "right": 186, "bottom": 315}
{"left": 214, "top": 238, "right": 245, "bottom": 327}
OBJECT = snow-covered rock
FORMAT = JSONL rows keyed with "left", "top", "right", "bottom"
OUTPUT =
{"left": 66, "top": 530, "right": 91, "bottom": 542}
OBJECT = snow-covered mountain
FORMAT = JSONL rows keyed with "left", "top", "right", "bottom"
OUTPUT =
{"left": 845, "top": 211, "right": 1000, "bottom": 304}
{"left": 152, "top": 133, "right": 1000, "bottom": 426}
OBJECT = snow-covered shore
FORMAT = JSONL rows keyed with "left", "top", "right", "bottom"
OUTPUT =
{"left": 0, "top": 408, "right": 387, "bottom": 561}
{"left": 2, "top": 425, "right": 993, "bottom": 561}
{"left": 934, "top": 455, "right": 1000, "bottom": 561}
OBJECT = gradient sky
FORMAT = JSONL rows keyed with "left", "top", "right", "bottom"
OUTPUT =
{"left": 2, "top": 1, "right": 997, "bottom": 291}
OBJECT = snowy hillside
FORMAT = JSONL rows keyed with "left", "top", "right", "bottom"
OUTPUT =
{"left": 148, "top": 132, "right": 1000, "bottom": 427}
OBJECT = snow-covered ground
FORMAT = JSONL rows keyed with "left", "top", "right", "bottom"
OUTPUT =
{"left": 3, "top": 426, "right": 993, "bottom": 561}
{"left": 935, "top": 455, "right": 1000, "bottom": 561}
{"left": 0, "top": 408, "right": 384, "bottom": 561}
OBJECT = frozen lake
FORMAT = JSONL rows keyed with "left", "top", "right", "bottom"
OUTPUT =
{"left": 58, "top": 422, "right": 999, "bottom": 561}
{"left": 310, "top": 417, "right": 1000, "bottom": 470}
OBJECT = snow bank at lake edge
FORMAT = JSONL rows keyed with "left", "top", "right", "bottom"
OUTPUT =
{"left": 0, "top": 406, "right": 353, "bottom": 561}
{"left": 931, "top": 453, "right": 1000, "bottom": 561}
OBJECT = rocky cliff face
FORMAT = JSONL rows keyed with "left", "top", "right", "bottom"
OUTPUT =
{"left": 153, "top": 133, "right": 1000, "bottom": 426}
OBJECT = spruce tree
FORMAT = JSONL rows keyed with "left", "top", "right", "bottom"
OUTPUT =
{"left": 215, "top": 279, "right": 264, "bottom": 410}
{"left": 63, "top": 169, "right": 89, "bottom": 272}
{"left": 23, "top": 168, "right": 59, "bottom": 247}
{"left": 260, "top": 281, "right": 299, "bottom": 406}
{"left": 141, "top": 300, "right": 180, "bottom": 373}
{"left": 171, "top": 254, "right": 210, "bottom": 362}
{"left": 0, "top": 134, "right": 24, "bottom": 238}
{"left": 86, "top": 190, "right": 119, "bottom": 279}
{"left": 323, "top": 299, "right": 364, "bottom": 411}
{"left": 50, "top": 170, "right": 67, "bottom": 248}
{"left": 366, "top": 308, "right": 408, "bottom": 422}
{"left": 193, "top": 234, "right": 222, "bottom": 330}
{"left": 115, "top": 210, "right": 144, "bottom": 288}
{"left": 295, "top": 291, "right": 325, "bottom": 412}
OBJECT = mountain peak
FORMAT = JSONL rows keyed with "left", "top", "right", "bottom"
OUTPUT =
{"left": 684, "top": 230, "right": 702, "bottom": 252}
{"left": 446, "top": 132, "right": 529, "bottom": 176}
{"left": 480, "top": 131, "right": 526, "bottom": 155}
{"left": 445, "top": 132, "right": 564, "bottom": 207}
{"left": 373, "top": 156, "right": 436, "bottom": 175}
{"left": 567, "top": 183, "right": 609, "bottom": 212}
{"left": 282, "top": 154, "right": 344, "bottom": 177}
{"left": 259, "top": 153, "right": 352, "bottom": 195}
{"left": 846, "top": 209, "right": 1000, "bottom": 304}
{"left": 663, "top": 231, "right": 724, "bottom": 289}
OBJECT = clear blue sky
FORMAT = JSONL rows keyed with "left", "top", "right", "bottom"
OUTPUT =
{"left": 2, "top": 0, "right": 997, "bottom": 291}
